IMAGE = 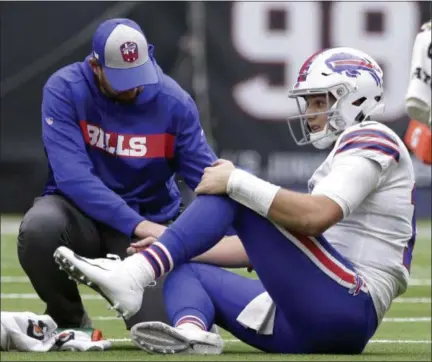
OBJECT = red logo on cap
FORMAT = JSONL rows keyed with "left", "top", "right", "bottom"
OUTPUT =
{"left": 120, "top": 42, "right": 139, "bottom": 62}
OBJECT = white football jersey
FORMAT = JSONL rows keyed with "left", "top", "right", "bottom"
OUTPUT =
{"left": 405, "top": 21, "right": 431, "bottom": 125}
{"left": 236, "top": 120, "right": 416, "bottom": 333}
{"left": 309, "top": 121, "right": 416, "bottom": 322}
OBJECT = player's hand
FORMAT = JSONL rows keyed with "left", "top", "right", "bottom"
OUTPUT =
{"left": 126, "top": 237, "right": 156, "bottom": 255}
{"left": 134, "top": 220, "right": 167, "bottom": 239}
{"left": 195, "top": 159, "right": 235, "bottom": 195}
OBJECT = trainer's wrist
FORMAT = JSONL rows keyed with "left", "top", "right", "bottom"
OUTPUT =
{"left": 131, "top": 218, "right": 147, "bottom": 237}
{"left": 134, "top": 220, "right": 167, "bottom": 239}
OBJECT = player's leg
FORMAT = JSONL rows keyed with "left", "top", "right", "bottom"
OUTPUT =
{"left": 17, "top": 194, "right": 102, "bottom": 328}
{"left": 52, "top": 195, "right": 243, "bottom": 322}
{"left": 98, "top": 223, "right": 170, "bottom": 329}
{"left": 232, "top": 207, "right": 378, "bottom": 354}
{"left": 132, "top": 196, "right": 377, "bottom": 353}
{"left": 54, "top": 194, "right": 376, "bottom": 352}
{"left": 132, "top": 262, "right": 297, "bottom": 354}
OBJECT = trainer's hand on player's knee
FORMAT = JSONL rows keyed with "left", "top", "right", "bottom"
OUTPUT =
{"left": 195, "top": 159, "right": 235, "bottom": 195}
{"left": 126, "top": 237, "right": 157, "bottom": 255}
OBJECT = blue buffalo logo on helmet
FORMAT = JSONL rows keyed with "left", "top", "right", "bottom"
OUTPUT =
{"left": 325, "top": 52, "right": 382, "bottom": 87}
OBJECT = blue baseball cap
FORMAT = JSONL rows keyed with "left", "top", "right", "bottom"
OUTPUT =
{"left": 92, "top": 18, "right": 158, "bottom": 92}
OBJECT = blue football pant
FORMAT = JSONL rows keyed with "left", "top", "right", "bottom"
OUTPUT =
{"left": 162, "top": 200, "right": 378, "bottom": 354}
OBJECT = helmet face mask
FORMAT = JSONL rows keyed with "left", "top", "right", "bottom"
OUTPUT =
{"left": 287, "top": 84, "right": 351, "bottom": 149}
{"left": 287, "top": 47, "right": 385, "bottom": 149}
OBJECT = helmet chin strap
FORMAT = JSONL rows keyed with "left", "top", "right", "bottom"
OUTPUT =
{"left": 308, "top": 111, "right": 343, "bottom": 149}
{"left": 365, "top": 103, "right": 385, "bottom": 118}
{"left": 308, "top": 100, "right": 383, "bottom": 150}
{"left": 309, "top": 124, "right": 336, "bottom": 149}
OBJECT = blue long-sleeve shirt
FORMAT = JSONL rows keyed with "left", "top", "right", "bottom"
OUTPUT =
{"left": 41, "top": 48, "right": 217, "bottom": 236}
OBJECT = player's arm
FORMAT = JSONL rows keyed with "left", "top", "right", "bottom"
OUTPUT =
{"left": 174, "top": 96, "right": 218, "bottom": 190}
{"left": 227, "top": 129, "right": 397, "bottom": 236}
{"left": 42, "top": 79, "right": 145, "bottom": 237}
{"left": 405, "top": 22, "right": 431, "bottom": 125}
{"left": 266, "top": 191, "right": 342, "bottom": 236}
{"left": 227, "top": 155, "right": 381, "bottom": 236}
{"left": 191, "top": 235, "right": 250, "bottom": 268}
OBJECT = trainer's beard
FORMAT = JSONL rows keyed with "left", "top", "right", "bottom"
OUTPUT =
{"left": 96, "top": 76, "right": 140, "bottom": 104}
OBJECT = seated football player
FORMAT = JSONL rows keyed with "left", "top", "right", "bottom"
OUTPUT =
{"left": 52, "top": 47, "right": 417, "bottom": 355}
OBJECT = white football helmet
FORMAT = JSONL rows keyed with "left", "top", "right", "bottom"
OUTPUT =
{"left": 287, "top": 47, "right": 385, "bottom": 149}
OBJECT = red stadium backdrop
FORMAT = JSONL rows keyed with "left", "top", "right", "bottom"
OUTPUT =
{"left": 0, "top": 1, "right": 430, "bottom": 216}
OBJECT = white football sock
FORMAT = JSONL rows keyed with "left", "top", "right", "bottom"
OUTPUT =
{"left": 122, "top": 253, "right": 155, "bottom": 287}
{"left": 176, "top": 322, "right": 204, "bottom": 332}
{"left": 175, "top": 315, "right": 207, "bottom": 331}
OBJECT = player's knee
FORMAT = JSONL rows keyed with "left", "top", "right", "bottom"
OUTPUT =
{"left": 169, "top": 263, "right": 218, "bottom": 286}
{"left": 188, "top": 262, "right": 218, "bottom": 276}
{"left": 164, "top": 263, "right": 190, "bottom": 285}
{"left": 17, "top": 205, "right": 68, "bottom": 258}
{"left": 164, "top": 263, "right": 219, "bottom": 294}
{"left": 163, "top": 263, "right": 195, "bottom": 295}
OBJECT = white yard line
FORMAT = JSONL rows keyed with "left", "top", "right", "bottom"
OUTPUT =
{"left": 0, "top": 276, "right": 424, "bottom": 286}
{"left": 1, "top": 293, "right": 103, "bottom": 300}
{"left": 408, "top": 278, "right": 431, "bottom": 286}
{"left": 0, "top": 218, "right": 21, "bottom": 235}
{"left": 2, "top": 275, "right": 431, "bottom": 287}
{"left": 393, "top": 297, "right": 431, "bottom": 304}
{"left": 93, "top": 316, "right": 122, "bottom": 321}
{"left": 382, "top": 317, "right": 431, "bottom": 322}
{"left": 368, "top": 340, "right": 431, "bottom": 344}
{"left": 93, "top": 316, "right": 431, "bottom": 322}
{"left": 1, "top": 276, "right": 29, "bottom": 283}
{"left": 108, "top": 338, "right": 431, "bottom": 344}
{"left": 1, "top": 293, "right": 431, "bottom": 304}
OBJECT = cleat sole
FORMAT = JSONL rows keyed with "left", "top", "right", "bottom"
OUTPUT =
{"left": 130, "top": 322, "right": 223, "bottom": 355}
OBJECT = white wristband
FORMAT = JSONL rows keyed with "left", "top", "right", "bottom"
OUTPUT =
{"left": 227, "top": 169, "right": 281, "bottom": 217}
